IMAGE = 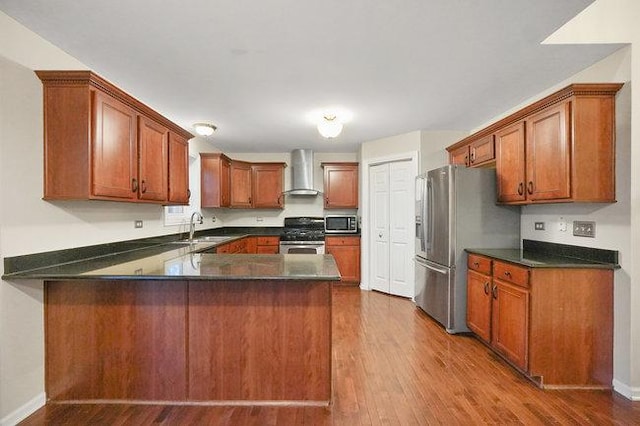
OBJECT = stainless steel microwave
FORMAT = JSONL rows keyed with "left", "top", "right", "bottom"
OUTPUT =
{"left": 324, "top": 215, "right": 358, "bottom": 233}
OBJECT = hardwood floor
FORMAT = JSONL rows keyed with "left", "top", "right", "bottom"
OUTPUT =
{"left": 21, "top": 287, "right": 640, "bottom": 425}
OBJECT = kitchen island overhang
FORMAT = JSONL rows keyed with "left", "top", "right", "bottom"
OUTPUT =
{"left": 8, "top": 253, "right": 340, "bottom": 406}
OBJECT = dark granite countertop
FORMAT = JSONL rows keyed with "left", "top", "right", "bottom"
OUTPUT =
{"left": 2, "top": 227, "right": 340, "bottom": 281}
{"left": 465, "top": 240, "right": 619, "bottom": 269}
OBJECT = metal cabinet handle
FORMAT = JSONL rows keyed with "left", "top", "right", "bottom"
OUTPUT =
{"left": 132, "top": 178, "right": 138, "bottom": 192}
{"left": 141, "top": 180, "right": 147, "bottom": 193}
{"left": 504, "top": 271, "right": 512, "bottom": 278}
{"left": 473, "top": 261, "right": 479, "bottom": 268}
{"left": 464, "top": 155, "right": 469, "bottom": 166}
{"left": 484, "top": 282, "right": 490, "bottom": 295}
{"left": 527, "top": 181, "right": 534, "bottom": 194}
{"left": 492, "top": 285, "right": 498, "bottom": 299}
{"left": 517, "top": 182, "right": 524, "bottom": 196}
{"left": 187, "top": 189, "right": 191, "bottom": 199}
{"left": 470, "top": 149, "right": 476, "bottom": 163}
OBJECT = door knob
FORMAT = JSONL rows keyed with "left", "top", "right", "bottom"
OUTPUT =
{"left": 378, "top": 233, "right": 383, "bottom": 238}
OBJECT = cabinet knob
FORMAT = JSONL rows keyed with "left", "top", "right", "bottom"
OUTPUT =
{"left": 473, "top": 261, "right": 479, "bottom": 268}
{"left": 131, "top": 178, "right": 138, "bottom": 192}
{"left": 504, "top": 271, "right": 511, "bottom": 277}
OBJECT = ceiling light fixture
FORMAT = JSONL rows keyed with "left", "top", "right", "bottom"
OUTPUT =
{"left": 317, "top": 114, "right": 343, "bottom": 139}
{"left": 193, "top": 123, "right": 217, "bottom": 137}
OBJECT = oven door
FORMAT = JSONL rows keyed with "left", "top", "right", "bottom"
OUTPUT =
{"left": 279, "top": 242, "right": 325, "bottom": 254}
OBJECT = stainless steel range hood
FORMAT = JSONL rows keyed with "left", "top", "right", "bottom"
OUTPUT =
{"left": 285, "top": 149, "right": 321, "bottom": 196}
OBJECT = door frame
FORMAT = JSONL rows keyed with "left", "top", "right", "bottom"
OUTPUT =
{"left": 361, "top": 151, "right": 419, "bottom": 291}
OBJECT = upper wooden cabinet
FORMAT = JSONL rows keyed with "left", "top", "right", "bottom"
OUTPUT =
{"left": 322, "top": 162, "right": 359, "bottom": 209}
{"left": 200, "top": 153, "right": 231, "bottom": 208}
{"left": 230, "top": 160, "right": 253, "bottom": 208}
{"left": 448, "top": 83, "right": 622, "bottom": 204}
{"left": 167, "top": 133, "right": 190, "bottom": 204}
{"left": 138, "top": 115, "right": 168, "bottom": 202}
{"left": 36, "top": 71, "right": 193, "bottom": 205}
{"left": 201, "top": 154, "right": 285, "bottom": 209}
{"left": 450, "top": 135, "right": 496, "bottom": 168}
{"left": 252, "top": 163, "right": 285, "bottom": 208}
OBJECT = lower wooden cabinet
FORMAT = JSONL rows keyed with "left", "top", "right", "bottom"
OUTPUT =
{"left": 256, "top": 236, "right": 280, "bottom": 254}
{"left": 466, "top": 253, "right": 613, "bottom": 388}
{"left": 325, "top": 236, "right": 360, "bottom": 284}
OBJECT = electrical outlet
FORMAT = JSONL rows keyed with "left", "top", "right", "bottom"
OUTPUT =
{"left": 211, "top": 216, "right": 217, "bottom": 223}
{"left": 558, "top": 217, "right": 567, "bottom": 232}
{"left": 573, "top": 221, "right": 596, "bottom": 238}
{"left": 534, "top": 222, "right": 545, "bottom": 231}
{"left": 134, "top": 220, "right": 143, "bottom": 228}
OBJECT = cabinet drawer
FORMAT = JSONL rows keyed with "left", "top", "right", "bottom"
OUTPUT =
{"left": 493, "top": 261, "right": 529, "bottom": 288}
{"left": 256, "top": 236, "right": 279, "bottom": 246}
{"left": 325, "top": 236, "right": 360, "bottom": 246}
{"left": 467, "top": 254, "right": 492, "bottom": 275}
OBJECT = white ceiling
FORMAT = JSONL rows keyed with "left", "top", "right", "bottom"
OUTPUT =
{"left": 0, "top": 0, "right": 621, "bottom": 153}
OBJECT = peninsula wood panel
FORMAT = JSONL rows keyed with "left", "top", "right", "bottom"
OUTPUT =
{"left": 45, "top": 280, "right": 187, "bottom": 401}
{"left": 188, "top": 280, "right": 332, "bottom": 402}
{"left": 529, "top": 268, "right": 613, "bottom": 386}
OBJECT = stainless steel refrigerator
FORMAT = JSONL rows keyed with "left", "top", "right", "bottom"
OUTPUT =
{"left": 414, "top": 165, "right": 520, "bottom": 333}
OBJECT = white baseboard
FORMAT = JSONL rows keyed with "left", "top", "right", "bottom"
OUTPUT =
{"left": 613, "top": 379, "right": 640, "bottom": 401}
{"left": 0, "top": 392, "right": 45, "bottom": 426}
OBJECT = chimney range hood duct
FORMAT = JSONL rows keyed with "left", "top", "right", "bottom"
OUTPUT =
{"left": 286, "top": 149, "right": 321, "bottom": 196}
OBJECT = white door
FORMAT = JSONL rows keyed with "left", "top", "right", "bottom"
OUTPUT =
{"left": 369, "top": 160, "right": 415, "bottom": 297}
{"left": 370, "top": 163, "right": 389, "bottom": 293}
{"left": 389, "top": 161, "right": 414, "bottom": 297}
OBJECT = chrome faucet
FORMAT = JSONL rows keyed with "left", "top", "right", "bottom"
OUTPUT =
{"left": 189, "top": 212, "right": 204, "bottom": 242}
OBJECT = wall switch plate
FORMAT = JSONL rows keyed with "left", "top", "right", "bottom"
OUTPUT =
{"left": 534, "top": 222, "right": 545, "bottom": 230}
{"left": 573, "top": 221, "right": 596, "bottom": 237}
{"left": 134, "top": 220, "right": 143, "bottom": 228}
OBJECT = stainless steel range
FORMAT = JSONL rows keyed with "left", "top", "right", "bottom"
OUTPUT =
{"left": 279, "top": 217, "right": 325, "bottom": 254}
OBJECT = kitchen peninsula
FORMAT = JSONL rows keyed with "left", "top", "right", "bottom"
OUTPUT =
{"left": 3, "top": 240, "right": 339, "bottom": 405}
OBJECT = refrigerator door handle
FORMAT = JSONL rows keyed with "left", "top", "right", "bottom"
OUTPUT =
{"left": 415, "top": 257, "right": 449, "bottom": 275}
{"left": 426, "top": 177, "right": 433, "bottom": 252}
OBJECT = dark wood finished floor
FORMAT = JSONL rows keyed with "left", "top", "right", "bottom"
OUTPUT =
{"left": 21, "top": 287, "right": 640, "bottom": 425}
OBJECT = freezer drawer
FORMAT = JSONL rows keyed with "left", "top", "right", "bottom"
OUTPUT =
{"left": 415, "top": 257, "right": 468, "bottom": 334}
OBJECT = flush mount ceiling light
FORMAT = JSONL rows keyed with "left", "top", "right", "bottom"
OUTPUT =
{"left": 193, "top": 123, "right": 217, "bottom": 137}
{"left": 317, "top": 114, "right": 343, "bottom": 139}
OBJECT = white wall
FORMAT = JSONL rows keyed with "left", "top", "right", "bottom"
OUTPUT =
{"left": 420, "top": 130, "right": 469, "bottom": 173}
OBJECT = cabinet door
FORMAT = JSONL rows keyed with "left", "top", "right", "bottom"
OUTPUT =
{"left": 466, "top": 270, "right": 492, "bottom": 342}
{"left": 252, "top": 164, "right": 285, "bottom": 208}
{"left": 469, "top": 135, "right": 495, "bottom": 166}
{"left": 92, "top": 90, "right": 138, "bottom": 200}
{"left": 200, "top": 154, "right": 230, "bottom": 208}
{"left": 449, "top": 146, "right": 469, "bottom": 167}
{"left": 138, "top": 116, "right": 168, "bottom": 202}
{"left": 230, "top": 161, "right": 252, "bottom": 208}
{"left": 323, "top": 164, "right": 359, "bottom": 208}
{"left": 168, "top": 133, "right": 189, "bottom": 204}
{"left": 495, "top": 122, "right": 526, "bottom": 203}
{"left": 327, "top": 244, "right": 360, "bottom": 283}
{"left": 526, "top": 101, "right": 571, "bottom": 201}
{"left": 492, "top": 280, "right": 529, "bottom": 370}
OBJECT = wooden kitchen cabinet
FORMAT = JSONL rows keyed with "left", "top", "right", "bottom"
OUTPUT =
{"left": 256, "top": 236, "right": 280, "bottom": 254}
{"left": 36, "top": 71, "right": 193, "bottom": 204}
{"left": 251, "top": 163, "right": 286, "bottom": 209}
{"left": 200, "top": 153, "right": 231, "bottom": 208}
{"left": 325, "top": 236, "right": 360, "bottom": 284}
{"left": 138, "top": 115, "right": 168, "bottom": 202}
{"left": 466, "top": 253, "right": 613, "bottom": 388}
{"left": 449, "top": 145, "right": 470, "bottom": 167}
{"left": 491, "top": 268, "right": 529, "bottom": 371}
{"left": 167, "top": 133, "right": 190, "bottom": 204}
{"left": 230, "top": 160, "right": 253, "bottom": 208}
{"left": 322, "top": 162, "right": 359, "bottom": 209}
{"left": 469, "top": 134, "right": 495, "bottom": 166}
{"left": 448, "top": 83, "right": 622, "bottom": 205}
{"left": 466, "top": 255, "right": 492, "bottom": 342}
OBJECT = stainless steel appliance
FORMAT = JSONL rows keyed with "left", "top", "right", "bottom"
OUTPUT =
{"left": 415, "top": 165, "right": 520, "bottom": 333}
{"left": 324, "top": 215, "right": 358, "bottom": 234}
{"left": 279, "top": 217, "right": 326, "bottom": 254}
